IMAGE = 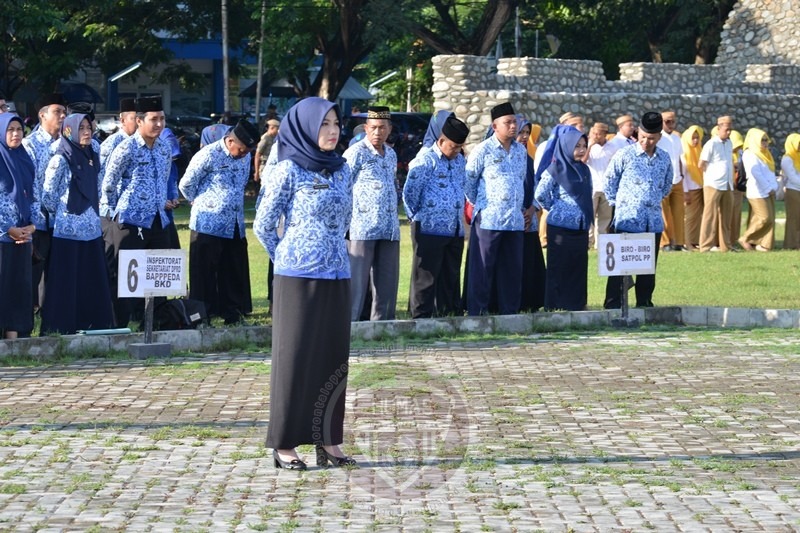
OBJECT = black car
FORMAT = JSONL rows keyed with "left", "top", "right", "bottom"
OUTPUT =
{"left": 341, "top": 112, "right": 432, "bottom": 176}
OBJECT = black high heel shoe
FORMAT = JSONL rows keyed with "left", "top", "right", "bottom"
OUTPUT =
{"left": 273, "top": 450, "right": 307, "bottom": 471}
{"left": 316, "top": 445, "right": 357, "bottom": 467}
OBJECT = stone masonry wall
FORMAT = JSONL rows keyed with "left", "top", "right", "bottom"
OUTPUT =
{"left": 432, "top": 55, "right": 800, "bottom": 150}
{"left": 716, "top": 0, "right": 800, "bottom": 68}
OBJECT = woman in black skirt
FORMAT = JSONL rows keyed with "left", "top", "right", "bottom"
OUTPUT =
{"left": 534, "top": 125, "right": 593, "bottom": 311}
{"left": 40, "top": 113, "right": 114, "bottom": 334}
{"left": 0, "top": 114, "right": 37, "bottom": 339}
{"left": 254, "top": 97, "right": 356, "bottom": 470}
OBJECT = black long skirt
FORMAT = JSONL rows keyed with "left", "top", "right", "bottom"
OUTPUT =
{"left": 0, "top": 241, "right": 33, "bottom": 333}
{"left": 41, "top": 237, "right": 115, "bottom": 335}
{"left": 266, "top": 275, "right": 351, "bottom": 449}
{"left": 544, "top": 225, "right": 589, "bottom": 311}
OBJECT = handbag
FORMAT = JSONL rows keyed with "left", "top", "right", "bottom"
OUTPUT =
{"left": 154, "top": 298, "right": 207, "bottom": 330}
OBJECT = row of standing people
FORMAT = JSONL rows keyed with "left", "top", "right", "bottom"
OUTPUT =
{"left": 0, "top": 93, "right": 264, "bottom": 338}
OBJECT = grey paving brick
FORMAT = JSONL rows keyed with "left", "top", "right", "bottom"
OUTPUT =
{"left": 1, "top": 329, "right": 799, "bottom": 530}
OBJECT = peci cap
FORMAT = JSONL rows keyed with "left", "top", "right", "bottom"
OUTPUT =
{"left": 266, "top": 118, "right": 280, "bottom": 127}
{"left": 639, "top": 112, "right": 663, "bottom": 134}
{"left": 120, "top": 98, "right": 136, "bottom": 113}
{"left": 592, "top": 122, "right": 609, "bottom": 132}
{"left": 367, "top": 106, "right": 391, "bottom": 120}
{"left": 36, "top": 93, "right": 66, "bottom": 111}
{"left": 441, "top": 115, "right": 469, "bottom": 144}
{"left": 491, "top": 102, "right": 515, "bottom": 121}
{"left": 615, "top": 114, "right": 633, "bottom": 127}
{"left": 231, "top": 119, "right": 259, "bottom": 149}
{"left": 135, "top": 96, "right": 163, "bottom": 114}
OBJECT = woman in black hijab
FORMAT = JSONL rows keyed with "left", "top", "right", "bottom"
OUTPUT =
{"left": 40, "top": 113, "right": 114, "bottom": 334}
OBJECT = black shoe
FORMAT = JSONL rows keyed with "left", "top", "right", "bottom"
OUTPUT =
{"left": 315, "top": 445, "right": 357, "bottom": 467}
{"left": 273, "top": 450, "right": 307, "bottom": 470}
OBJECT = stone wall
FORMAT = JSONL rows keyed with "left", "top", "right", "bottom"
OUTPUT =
{"left": 432, "top": 55, "right": 800, "bottom": 149}
{"left": 716, "top": 0, "right": 800, "bottom": 68}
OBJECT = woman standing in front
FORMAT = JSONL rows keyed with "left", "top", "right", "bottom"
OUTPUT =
{"left": 0, "top": 114, "right": 39, "bottom": 339}
{"left": 254, "top": 97, "right": 356, "bottom": 470}
{"left": 534, "top": 125, "right": 593, "bottom": 311}
{"left": 739, "top": 128, "right": 779, "bottom": 252}
{"left": 40, "top": 113, "right": 114, "bottom": 334}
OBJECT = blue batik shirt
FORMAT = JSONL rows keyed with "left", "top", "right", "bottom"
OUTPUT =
{"left": 101, "top": 132, "right": 172, "bottom": 229}
{"left": 344, "top": 139, "right": 400, "bottom": 241}
{"left": 22, "top": 128, "right": 57, "bottom": 230}
{"left": 99, "top": 130, "right": 130, "bottom": 217}
{"left": 0, "top": 162, "right": 40, "bottom": 244}
{"left": 465, "top": 135, "right": 527, "bottom": 231}
{"left": 42, "top": 148, "right": 103, "bottom": 241}
{"left": 254, "top": 160, "right": 353, "bottom": 279}
{"left": 534, "top": 169, "right": 592, "bottom": 231}
{"left": 179, "top": 139, "right": 251, "bottom": 239}
{"left": 403, "top": 143, "right": 466, "bottom": 237}
{"left": 604, "top": 143, "right": 673, "bottom": 233}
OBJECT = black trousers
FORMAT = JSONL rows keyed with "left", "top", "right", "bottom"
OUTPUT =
{"left": 520, "top": 230, "right": 546, "bottom": 313}
{"left": 466, "top": 214, "right": 523, "bottom": 316}
{"left": 189, "top": 227, "right": 251, "bottom": 324}
{"left": 110, "top": 215, "right": 176, "bottom": 327}
{"left": 604, "top": 231, "right": 661, "bottom": 309}
{"left": 408, "top": 222, "right": 464, "bottom": 319}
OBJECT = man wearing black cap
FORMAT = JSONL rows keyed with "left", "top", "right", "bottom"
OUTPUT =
{"left": 22, "top": 93, "right": 66, "bottom": 323}
{"left": 99, "top": 98, "right": 138, "bottom": 222}
{"left": 603, "top": 111, "right": 673, "bottom": 309}
{"left": 464, "top": 102, "right": 527, "bottom": 316}
{"left": 344, "top": 105, "right": 400, "bottom": 321}
{"left": 403, "top": 115, "right": 470, "bottom": 318}
{"left": 179, "top": 119, "right": 259, "bottom": 324}
{"left": 102, "top": 95, "right": 179, "bottom": 326}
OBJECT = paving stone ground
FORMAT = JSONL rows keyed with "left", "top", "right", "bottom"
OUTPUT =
{"left": 0, "top": 328, "right": 799, "bottom": 532}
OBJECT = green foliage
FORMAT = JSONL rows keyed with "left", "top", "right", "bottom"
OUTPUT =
{"left": 513, "top": 0, "right": 737, "bottom": 78}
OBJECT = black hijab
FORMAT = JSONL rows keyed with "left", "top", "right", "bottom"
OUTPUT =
{"left": 0, "top": 114, "right": 35, "bottom": 225}
{"left": 277, "top": 97, "right": 346, "bottom": 173}
{"left": 55, "top": 113, "right": 100, "bottom": 214}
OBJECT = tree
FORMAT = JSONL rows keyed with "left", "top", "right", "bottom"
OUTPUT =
{"left": 515, "top": 0, "right": 737, "bottom": 78}
{"left": 0, "top": 0, "right": 255, "bottom": 99}
{"left": 405, "top": 0, "right": 519, "bottom": 56}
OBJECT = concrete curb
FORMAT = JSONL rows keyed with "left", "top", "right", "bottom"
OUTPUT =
{"left": 1, "top": 305, "right": 797, "bottom": 359}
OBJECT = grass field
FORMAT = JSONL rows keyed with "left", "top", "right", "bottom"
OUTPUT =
{"left": 172, "top": 194, "right": 800, "bottom": 326}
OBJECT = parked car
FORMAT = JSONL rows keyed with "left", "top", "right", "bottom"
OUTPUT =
{"left": 340, "top": 112, "right": 432, "bottom": 176}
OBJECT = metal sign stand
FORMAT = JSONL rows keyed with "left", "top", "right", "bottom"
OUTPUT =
{"left": 130, "top": 296, "right": 172, "bottom": 359}
{"left": 612, "top": 275, "right": 640, "bottom": 328}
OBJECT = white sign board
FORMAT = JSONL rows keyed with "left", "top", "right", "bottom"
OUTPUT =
{"left": 597, "top": 233, "right": 657, "bottom": 276}
{"left": 118, "top": 249, "right": 188, "bottom": 298}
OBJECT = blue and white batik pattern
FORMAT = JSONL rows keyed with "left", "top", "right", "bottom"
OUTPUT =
{"left": 22, "top": 128, "right": 57, "bottom": 230}
{"left": 179, "top": 140, "right": 251, "bottom": 239}
{"left": 98, "top": 130, "right": 130, "bottom": 217}
{"left": 604, "top": 143, "right": 673, "bottom": 233}
{"left": 101, "top": 132, "right": 172, "bottom": 228}
{"left": 254, "top": 160, "right": 353, "bottom": 279}
{"left": 42, "top": 151, "right": 102, "bottom": 241}
{"left": 465, "top": 135, "right": 527, "bottom": 231}
{"left": 403, "top": 143, "right": 466, "bottom": 237}
{"left": 344, "top": 139, "right": 400, "bottom": 241}
{"left": 534, "top": 169, "right": 591, "bottom": 231}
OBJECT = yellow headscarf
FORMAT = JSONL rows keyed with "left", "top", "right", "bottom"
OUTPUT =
{"left": 527, "top": 123, "right": 542, "bottom": 159}
{"left": 784, "top": 133, "right": 800, "bottom": 173}
{"left": 743, "top": 128, "right": 775, "bottom": 172}
{"left": 730, "top": 130, "right": 744, "bottom": 166}
{"left": 681, "top": 125, "right": 704, "bottom": 186}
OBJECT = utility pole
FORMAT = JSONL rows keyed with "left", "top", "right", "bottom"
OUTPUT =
{"left": 255, "top": 0, "right": 267, "bottom": 124}
{"left": 221, "top": 0, "right": 230, "bottom": 113}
